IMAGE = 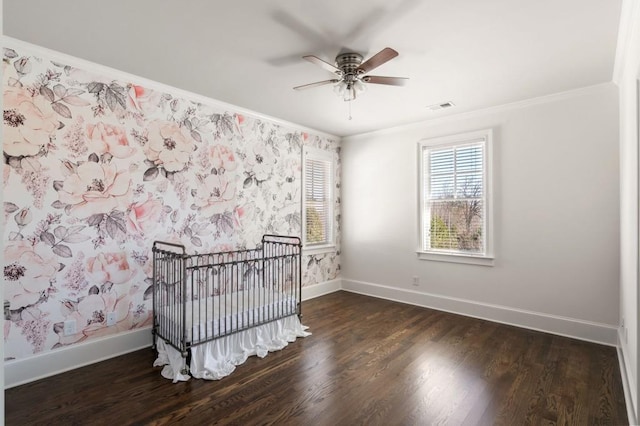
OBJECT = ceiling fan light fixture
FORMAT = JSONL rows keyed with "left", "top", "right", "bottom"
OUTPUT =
{"left": 296, "top": 47, "right": 406, "bottom": 107}
{"left": 353, "top": 79, "right": 366, "bottom": 94}
{"left": 342, "top": 84, "right": 356, "bottom": 102}
{"left": 333, "top": 80, "right": 348, "bottom": 96}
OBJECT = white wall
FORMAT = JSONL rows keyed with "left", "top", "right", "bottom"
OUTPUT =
{"left": 341, "top": 84, "right": 620, "bottom": 343}
{"left": 615, "top": 0, "right": 640, "bottom": 421}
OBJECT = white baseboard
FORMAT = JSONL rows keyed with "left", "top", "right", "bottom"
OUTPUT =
{"left": 301, "top": 279, "right": 342, "bottom": 301}
{"left": 5, "top": 328, "right": 152, "bottom": 389}
{"left": 341, "top": 279, "right": 618, "bottom": 346}
{"left": 5, "top": 278, "right": 619, "bottom": 389}
{"left": 618, "top": 330, "right": 639, "bottom": 425}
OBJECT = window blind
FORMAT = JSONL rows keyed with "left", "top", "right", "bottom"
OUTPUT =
{"left": 423, "top": 140, "right": 486, "bottom": 254}
{"left": 304, "top": 155, "right": 332, "bottom": 245}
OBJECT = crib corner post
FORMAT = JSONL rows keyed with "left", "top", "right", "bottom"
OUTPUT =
{"left": 180, "top": 350, "right": 190, "bottom": 376}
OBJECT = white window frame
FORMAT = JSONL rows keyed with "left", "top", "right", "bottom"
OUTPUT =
{"left": 417, "top": 129, "right": 494, "bottom": 266}
{"left": 302, "top": 146, "right": 336, "bottom": 254}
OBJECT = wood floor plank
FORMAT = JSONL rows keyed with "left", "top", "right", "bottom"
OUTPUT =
{"left": 5, "top": 291, "right": 629, "bottom": 425}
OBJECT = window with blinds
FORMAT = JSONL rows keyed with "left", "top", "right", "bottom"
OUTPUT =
{"left": 419, "top": 129, "right": 493, "bottom": 260}
{"left": 303, "top": 147, "right": 334, "bottom": 248}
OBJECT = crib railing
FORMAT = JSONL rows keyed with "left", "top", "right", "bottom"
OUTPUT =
{"left": 152, "top": 235, "right": 302, "bottom": 362}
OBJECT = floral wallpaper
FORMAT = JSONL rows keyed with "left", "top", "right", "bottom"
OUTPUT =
{"left": 2, "top": 45, "right": 341, "bottom": 361}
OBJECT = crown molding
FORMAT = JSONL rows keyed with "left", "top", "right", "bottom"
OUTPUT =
{"left": 1, "top": 36, "right": 340, "bottom": 141}
{"left": 345, "top": 82, "right": 614, "bottom": 140}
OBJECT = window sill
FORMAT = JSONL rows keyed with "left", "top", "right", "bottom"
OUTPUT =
{"left": 303, "top": 244, "right": 336, "bottom": 255}
{"left": 417, "top": 251, "right": 494, "bottom": 266}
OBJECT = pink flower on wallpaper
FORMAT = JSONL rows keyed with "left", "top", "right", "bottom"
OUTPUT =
{"left": 86, "top": 252, "right": 135, "bottom": 285}
{"left": 208, "top": 144, "right": 237, "bottom": 172}
{"left": 57, "top": 162, "right": 132, "bottom": 218}
{"left": 4, "top": 241, "right": 58, "bottom": 310}
{"left": 86, "top": 122, "right": 135, "bottom": 158}
{"left": 3, "top": 87, "right": 59, "bottom": 157}
{"left": 193, "top": 173, "right": 236, "bottom": 216}
{"left": 145, "top": 120, "right": 195, "bottom": 172}
{"left": 127, "top": 84, "right": 162, "bottom": 115}
{"left": 127, "top": 196, "right": 163, "bottom": 236}
{"left": 234, "top": 203, "right": 256, "bottom": 228}
{"left": 246, "top": 143, "right": 275, "bottom": 181}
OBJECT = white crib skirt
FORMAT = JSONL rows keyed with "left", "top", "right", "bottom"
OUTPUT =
{"left": 153, "top": 315, "right": 310, "bottom": 382}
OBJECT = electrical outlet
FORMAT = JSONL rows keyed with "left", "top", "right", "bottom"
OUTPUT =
{"left": 412, "top": 276, "right": 420, "bottom": 287}
{"left": 106, "top": 312, "right": 116, "bottom": 326}
{"left": 63, "top": 319, "right": 76, "bottom": 336}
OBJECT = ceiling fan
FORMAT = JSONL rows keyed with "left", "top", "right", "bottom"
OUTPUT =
{"left": 293, "top": 47, "right": 408, "bottom": 101}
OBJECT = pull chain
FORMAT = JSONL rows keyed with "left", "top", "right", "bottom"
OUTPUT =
{"left": 348, "top": 98, "right": 352, "bottom": 120}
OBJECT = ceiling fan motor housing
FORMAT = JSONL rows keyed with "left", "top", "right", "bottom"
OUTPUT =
{"left": 335, "top": 53, "right": 364, "bottom": 78}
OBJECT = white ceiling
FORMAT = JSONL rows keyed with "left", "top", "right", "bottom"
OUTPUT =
{"left": 3, "top": 0, "right": 623, "bottom": 137}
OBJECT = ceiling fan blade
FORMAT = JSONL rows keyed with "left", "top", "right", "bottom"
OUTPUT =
{"left": 356, "top": 47, "right": 399, "bottom": 74}
{"left": 293, "top": 79, "right": 340, "bottom": 90}
{"left": 362, "top": 76, "right": 408, "bottom": 86}
{"left": 303, "top": 55, "right": 341, "bottom": 74}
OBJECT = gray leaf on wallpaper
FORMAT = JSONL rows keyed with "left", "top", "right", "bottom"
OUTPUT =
{"left": 14, "top": 57, "right": 31, "bottom": 75}
{"left": 4, "top": 202, "right": 19, "bottom": 214}
{"left": 105, "top": 88, "right": 118, "bottom": 111}
{"left": 143, "top": 285, "right": 153, "bottom": 301}
{"left": 63, "top": 95, "right": 91, "bottom": 107}
{"left": 52, "top": 102, "right": 72, "bottom": 119}
{"left": 87, "top": 82, "right": 104, "bottom": 93}
{"left": 52, "top": 323, "right": 64, "bottom": 335}
{"left": 7, "top": 157, "right": 20, "bottom": 169}
{"left": 109, "top": 83, "right": 127, "bottom": 95}
{"left": 87, "top": 214, "right": 104, "bottom": 227}
{"left": 143, "top": 167, "right": 159, "bottom": 181}
{"left": 52, "top": 244, "right": 73, "bottom": 258}
{"left": 53, "top": 84, "right": 67, "bottom": 98}
{"left": 40, "top": 86, "right": 55, "bottom": 102}
{"left": 101, "top": 153, "right": 113, "bottom": 164}
{"left": 53, "top": 226, "right": 68, "bottom": 239}
{"left": 105, "top": 216, "right": 126, "bottom": 239}
{"left": 65, "top": 88, "right": 85, "bottom": 97}
{"left": 40, "top": 232, "right": 55, "bottom": 246}
{"left": 4, "top": 48, "right": 18, "bottom": 58}
{"left": 56, "top": 226, "right": 90, "bottom": 244}
{"left": 21, "top": 157, "right": 41, "bottom": 173}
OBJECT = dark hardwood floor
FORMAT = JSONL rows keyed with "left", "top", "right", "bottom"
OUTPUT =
{"left": 6, "top": 291, "right": 628, "bottom": 425}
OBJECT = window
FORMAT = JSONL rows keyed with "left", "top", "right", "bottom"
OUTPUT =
{"left": 418, "top": 129, "right": 493, "bottom": 265}
{"left": 303, "top": 147, "right": 335, "bottom": 252}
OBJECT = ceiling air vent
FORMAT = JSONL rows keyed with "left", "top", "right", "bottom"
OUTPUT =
{"left": 427, "top": 101, "right": 455, "bottom": 111}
